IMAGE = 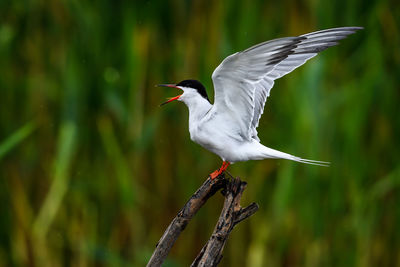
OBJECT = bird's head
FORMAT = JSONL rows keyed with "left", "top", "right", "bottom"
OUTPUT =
{"left": 158, "top": 79, "right": 210, "bottom": 106}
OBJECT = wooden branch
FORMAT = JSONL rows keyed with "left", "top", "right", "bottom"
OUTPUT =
{"left": 147, "top": 174, "right": 227, "bottom": 267}
{"left": 191, "top": 177, "right": 259, "bottom": 267}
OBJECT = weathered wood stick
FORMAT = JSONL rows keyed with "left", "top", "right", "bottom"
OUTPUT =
{"left": 191, "top": 177, "right": 259, "bottom": 267}
{"left": 147, "top": 174, "right": 227, "bottom": 267}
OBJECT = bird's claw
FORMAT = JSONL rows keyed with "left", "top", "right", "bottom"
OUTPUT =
{"left": 209, "top": 169, "right": 221, "bottom": 180}
{"left": 209, "top": 161, "right": 230, "bottom": 180}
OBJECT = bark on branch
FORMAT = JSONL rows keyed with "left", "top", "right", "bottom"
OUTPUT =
{"left": 147, "top": 175, "right": 227, "bottom": 266}
{"left": 191, "top": 178, "right": 259, "bottom": 266}
{"left": 147, "top": 174, "right": 258, "bottom": 267}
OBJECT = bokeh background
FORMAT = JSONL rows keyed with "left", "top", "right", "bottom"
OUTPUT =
{"left": 1, "top": 0, "right": 399, "bottom": 266}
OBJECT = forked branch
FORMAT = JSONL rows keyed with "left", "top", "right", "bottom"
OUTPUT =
{"left": 147, "top": 175, "right": 227, "bottom": 266}
{"left": 147, "top": 174, "right": 258, "bottom": 267}
{"left": 191, "top": 178, "right": 259, "bottom": 266}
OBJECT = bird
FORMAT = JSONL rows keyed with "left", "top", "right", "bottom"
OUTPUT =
{"left": 159, "top": 27, "right": 362, "bottom": 179}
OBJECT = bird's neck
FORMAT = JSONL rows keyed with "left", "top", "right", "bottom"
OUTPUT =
{"left": 186, "top": 98, "right": 212, "bottom": 125}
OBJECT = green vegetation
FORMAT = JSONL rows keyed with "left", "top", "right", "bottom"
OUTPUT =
{"left": 1, "top": 0, "right": 399, "bottom": 266}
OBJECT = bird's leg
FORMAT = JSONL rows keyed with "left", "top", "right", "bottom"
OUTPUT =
{"left": 209, "top": 161, "right": 231, "bottom": 180}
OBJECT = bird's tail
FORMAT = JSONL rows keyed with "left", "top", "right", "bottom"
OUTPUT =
{"left": 290, "top": 157, "right": 330, "bottom": 167}
{"left": 260, "top": 145, "right": 330, "bottom": 167}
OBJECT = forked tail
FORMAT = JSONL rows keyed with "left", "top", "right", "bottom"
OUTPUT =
{"left": 290, "top": 157, "right": 330, "bottom": 167}
{"left": 259, "top": 144, "right": 330, "bottom": 167}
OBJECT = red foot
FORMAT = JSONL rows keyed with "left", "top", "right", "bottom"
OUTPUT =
{"left": 209, "top": 169, "right": 220, "bottom": 180}
{"left": 209, "top": 161, "right": 230, "bottom": 180}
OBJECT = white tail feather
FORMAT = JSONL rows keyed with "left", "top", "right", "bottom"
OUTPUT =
{"left": 293, "top": 157, "right": 330, "bottom": 167}
{"left": 258, "top": 144, "right": 330, "bottom": 167}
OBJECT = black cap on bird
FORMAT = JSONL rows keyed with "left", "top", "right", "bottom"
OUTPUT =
{"left": 158, "top": 79, "right": 210, "bottom": 106}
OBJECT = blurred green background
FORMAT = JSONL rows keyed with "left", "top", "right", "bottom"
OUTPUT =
{"left": 1, "top": 0, "right": 399, "bottom": 266}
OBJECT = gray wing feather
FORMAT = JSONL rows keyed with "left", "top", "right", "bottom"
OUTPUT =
{"left": 211, "top": 27, "right": 362, "bottom": 141}
{"left": 249, "top": 27, "right": 362, "bottom": 139}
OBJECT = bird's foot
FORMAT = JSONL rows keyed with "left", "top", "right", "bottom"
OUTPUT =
{"left": 209, "top": 169, "right": 222, "bottom": 180}
{"left": 209, "top": 161, "right": 230, "bottom": 180}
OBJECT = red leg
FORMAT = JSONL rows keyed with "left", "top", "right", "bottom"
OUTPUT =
{"left": 209, "top": 161, "right": 231, "bottom": 180}
{"left": 222, "top": 161, "right": 230, "bottom": 172}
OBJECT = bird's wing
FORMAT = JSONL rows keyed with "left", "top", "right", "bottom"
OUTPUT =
{"left": 211, "top": 27, "right": 362, "bottom": 141}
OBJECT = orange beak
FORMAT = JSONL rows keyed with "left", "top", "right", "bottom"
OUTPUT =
{"left": 158, "top": 84, "right": 183, "bottom": 106}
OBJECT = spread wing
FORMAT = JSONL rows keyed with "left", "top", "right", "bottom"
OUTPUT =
{"left": 211, "top": 27, "right": 362, "bottom": 141}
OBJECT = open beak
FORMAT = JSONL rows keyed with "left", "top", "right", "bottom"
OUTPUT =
{"left": 158, "top": 84, "right": 183, "bottom": 106}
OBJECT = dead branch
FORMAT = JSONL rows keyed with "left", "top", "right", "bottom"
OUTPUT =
{"left": 146, "top": 174, "right": 227, "bottom": 267}
{"left": 191, "top": 177, "right": 259, "bottom": 266}
{"left": 147, "top": 174, "right": 258, "bottom": 267}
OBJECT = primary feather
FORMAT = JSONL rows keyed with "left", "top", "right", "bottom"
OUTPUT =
{"left": 211, "top": 27, "right": 362, "bottom": 142}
